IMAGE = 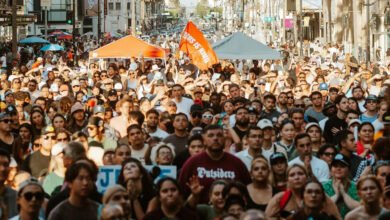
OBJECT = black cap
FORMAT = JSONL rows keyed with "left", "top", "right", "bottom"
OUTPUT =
{"left": 108, "top": 89, "right": 117, "bottom": 96}
{"left": 247, "top": 106, "right": 258, "bottom": 114}
{"left": 270, "top": 152, "right": 287, "bottom": 165}
{"left": 5, "top": 105, "right": 17, "bottom": 115}
{"left": 88, "top": 116, "right": 104, "bottom": 127}
{"left": 331, "top": 154, "right": 350, "bottom": 167}
{"left": 190, "top": 104, "right": 203, "bottom": 113}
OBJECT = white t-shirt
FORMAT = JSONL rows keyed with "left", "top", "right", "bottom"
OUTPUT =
{"left": 131, "top": 145, "right": 148, "bottom": 164}
{"left": 173, "top": 97, "right": 194, "bottom": 118}
{"left": 289, "top": 156, "right": 330, "bottom": 182}
{"left": 149, "top": 127, "right": 169, "bottom": 139}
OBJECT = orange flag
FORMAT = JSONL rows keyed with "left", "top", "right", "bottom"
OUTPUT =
{"left": 179, "top": 21, "right": 218, "bottom": 70}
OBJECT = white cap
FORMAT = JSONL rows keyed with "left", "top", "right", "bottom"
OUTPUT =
{"left": 257, "top": 119, "right": 274, "bottom": 129}
{"left": 50, "top": 83, "right": 59, "bottom": 92}
{"left": 305, "top": 122, "right": 321, "bottom": 132}
{"left": 114, "top": 83, "right": 122, "bottom": 90}
{"left": 71, "top": 80, "right": 80, "bottom": 86}
{"left": 150, "top": 142, "right": 176, "bottom": 165}
{"left": 348, "top": 119, "right": 361, "bottom": 127}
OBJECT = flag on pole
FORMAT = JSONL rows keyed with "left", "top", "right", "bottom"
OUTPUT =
{"left": 179, "top": 21, "right": 218, "bottom": 70}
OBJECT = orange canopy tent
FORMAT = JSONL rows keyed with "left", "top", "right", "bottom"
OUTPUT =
{"left": 89, "top": 35, "right": 166, "bottom": 59}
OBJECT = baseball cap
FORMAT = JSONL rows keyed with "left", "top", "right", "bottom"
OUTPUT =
{"left": 4, "top": 90, "right": 13, "bottom": 98}
{"left": 366, "top": 94, "right": 378, "bottom": 101}
{"left": 305, "top": 122, "right": 321, "bottom": 132}
{"left": 247, "top": 106, "right": 258, "bottom": 115}
{"left": 41, "top": 125, "right": 55, "bottom": 135}
{"left": 190, "top": 104, "right": 203, "bottom": 113}
{"left": 348, "top": 119, "right": 361, "bottom": 127}
{"left": 108, "top": 89, "right": 117, "bottom": 96}
{"left": 5, "top": 105, "right": 17, "bottom": 115}
{"left": 71, "top": 80, "right": 80, "bottom": 87}
{"left": 93, "top": 105, "right": 105, "bottom": 114}
{"left": 0, "top": 112, "right": 10, "bottom": 120}
{"left": 319, "top": 83, "right": 328, "bottom": 91}
{"left": 270, "top": 152, "right": 287, "bottom": 165}
{"left": 114, "top": 83, "right": 123, "bottom": 90}
{"left": 70, "top": 102, "right": 84, "bottom": 115}
{"left": 331, "top": 154, "right": 350, "bottom": 167}
{"left": 257, "top": 119, "right": 274, "bottom": 129}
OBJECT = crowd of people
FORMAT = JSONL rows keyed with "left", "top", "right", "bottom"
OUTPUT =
{"left": 0, "top": 35, "right": 390, "bottom": 220}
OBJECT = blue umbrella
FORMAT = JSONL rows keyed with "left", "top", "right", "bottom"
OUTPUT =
{"left": 19, "top": 36, "right": 49, "bottom": 44}
{"left": 40, "top": 44, "right": 64, "bottom": 51}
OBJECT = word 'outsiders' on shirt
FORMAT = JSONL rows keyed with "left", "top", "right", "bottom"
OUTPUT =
{"left": 197, "top": 167, "right": 236, "bottom": 179}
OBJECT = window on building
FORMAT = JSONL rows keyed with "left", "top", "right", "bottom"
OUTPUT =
{"left": 108, "top": 2, "right": 114, "bottom": 10}
{"left": 116, "top": 2, "right": 121, "bottom": 10}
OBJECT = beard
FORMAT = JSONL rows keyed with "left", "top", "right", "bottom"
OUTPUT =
{"left": 236, "top": 118, "right": 249, "bottom": 127}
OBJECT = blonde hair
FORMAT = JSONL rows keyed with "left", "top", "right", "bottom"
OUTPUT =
{"left": 250, "top": 156, "right": 271, "bottom": 183}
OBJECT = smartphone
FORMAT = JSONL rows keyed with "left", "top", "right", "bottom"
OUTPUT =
{"left": 218, "top": 112, "right": 227, "bottom": 126}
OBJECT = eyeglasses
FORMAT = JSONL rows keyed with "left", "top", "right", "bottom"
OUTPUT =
{"left": 191, "top": 112, "right": 202, "bottom": 118}
{"left": 43, "top": 135, "right": 56, "bottom": 140}
{"left": 323, "top": 152, "right": 335, "bottom": 157}
{"left": 202, "top": 114, "right": 213, "bottom": 119}
{"left": 23, "top": 192, "right": 44, "bottom": 201}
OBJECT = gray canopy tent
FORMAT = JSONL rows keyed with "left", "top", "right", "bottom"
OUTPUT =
{"left": 212, "top": 32, "right": 281, "bottom": 60}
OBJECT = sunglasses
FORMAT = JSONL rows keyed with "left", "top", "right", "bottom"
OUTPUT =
{"left": 202, "top": 114, "right": 213, "bottom": 119}
{"left": 0, "top": 119, "right": 12, "bottom": 124}
{"left": 23, "top": 192, "right": 44, "bottom": 201}
{"left": 323, "top": 152, "right": 335, "bottom": 157}
{"left": 57, "top": 138, "right": 69, "bottom": 142}
{"left": 43, "top": 135, "right": 56, "bottom": 140}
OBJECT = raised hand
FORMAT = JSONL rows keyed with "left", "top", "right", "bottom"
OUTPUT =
{"left": 186, "top": 175, "right": 204, "bottom": 196}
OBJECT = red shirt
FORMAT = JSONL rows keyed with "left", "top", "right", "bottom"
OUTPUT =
{"left": 178, "top": 151, "right": 251, "bottom": 203}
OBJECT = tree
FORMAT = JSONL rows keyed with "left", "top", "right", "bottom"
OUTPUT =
{"left": 195, "top": 0, "right": 211, "bottom": 18}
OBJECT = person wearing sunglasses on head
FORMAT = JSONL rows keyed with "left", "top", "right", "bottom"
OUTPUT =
{"left": 21, "top": 126, "right": 56, "bottom": 179}
{"left": 10, "top": 178, "right": 46, "bottom": 220}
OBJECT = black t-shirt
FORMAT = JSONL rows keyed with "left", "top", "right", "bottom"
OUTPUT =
{"left": 21, "top": 150, "right": 51, "bottom": 178}
{"left": 0, "top": 136, "right": 14, "bottom": 155}
{"left": 233, "top": 126, "right": 248, "bottom": 140}
{"left": 323, "top": 115, "right": 348, "bottom": 144}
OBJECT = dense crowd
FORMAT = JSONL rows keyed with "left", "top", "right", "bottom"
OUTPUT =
{"left": 0, "top": 37, "right": 390, "bottom": 220}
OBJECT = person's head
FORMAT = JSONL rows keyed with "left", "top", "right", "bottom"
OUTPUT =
{"left": 263, "top": 94, "right": 276, "bottom": 112}
{"left": 348, "top": 97, "right": 360, "bottom": 113}
{"left": 187, "top": 134, "right": 205, "bottom": 156}
{"left": 19, "top": 123, "right": 32, "bottom": 141}
{"left": 270, "top": 153, "right": 288, "bottom": 176}
{"left": 337, "top": 130, "right": 356, "bottom": 153}
{"left": 235, "top": 107, "right": 249, "bottom": 127}
{"left": 151, "top": 143, "right": 175, "bottom": 165}
{"left": 0, "top": 112, "right": 12, "bottom": 133}
{"left": 65, "top": 162, "right": 95, "bottom": 199}
{"left": 55, "top": 128, "right": 71, "bottom": 143}
{"left": 203, "top": 124, "right": 224, "bottom": 154}
{"left": 172, "top": 84, "right": 184, "bottom": 99}
{"left": 328, "top": 87, "right": 339, "bottom": 103}
{"left": 145, "top": 109, "right": 159, "bottom": 130}
{"left": 290, "top": 108, "right": 305, "bottom": 130}
{"left": 330, "top": 154, "right": 350, "bottom": 180}
{"left": 278, "top": 92, "right": 288, "bottom": 106}
{"left": 364, "top": 95, "right": 379, "bottom": 112}
{"left": 201, "top": 109, "right": 214, "bottom": 125}
{"left": 295, "top": 133, "right": 312, "bottom": 158}
{"left": 223, "top": 100, "right": 235, "bottom": 115}
{"left": 100, "top": 204, "right": 126, "bottom": 220}
{"left": 52, "top": 113, "right": 66, "bottom": 130}
{"left": 279, "top": 120, "right": 296, "bottom": 143}
{"left": 250, "top": 157, "right": 270, "bottom": 184}
{"left": 172, "top": 113, "right": 188, "bottom": 132}
{"left": 357, "top": 175, "right": 383, "bottom": 204}
{"left": 126, "top": 124, "right": 144, "bottom": 147}
{"left": 62, "top": 141, "right": 87, "bottom": 168}
{"left": 209, "top": 180, "right": 227, "bottom": 210}
{"left": 318, "top": 144, "right": 337, "bottom": 166}
{"left": 335, "top": 95, "right": 349, "bottom": 113}
{"left": 224, "top": 195, "right": 246, "bottom": 218}
{"left": 118, "top": 98, "right": 133, "bottom": 116}
{"left": 345, "top": 110, "right": 359, "bottom": 125}
{"left": 246, "top": 126, "right": 263, "bottom": 151}
{"left": 287, "top": 164, "right": 308, "bottom": 191}
{"left": 117, "top": 158, "right": 150, "bottom": 185}
{"left": 41, "top": 126, "right": 57, "bottom": 152}
{"left": 302, "top": 180, "right": 326, "bottom": 210}
{"left": 358, "top": 122, "right": 374, "bottom": 144}
{"left": 102, "top": 184, "right": 130, "bottom": 217}
{"left": 87, "top": 116, "right": 104, "bottom": 138}
{"left": 17, "top": 178, "right": 45, "bottom": 216}
{"left": 310, "top": 91, "right": 322, "bottom": 107}
{"left": 229, "top": 84, "right": 240, "bottom": 98}
{"left": 156, "top": 177, "right": 183, "bottom": 209}
{"left": 374, "top": 160, "right": 390, "bottom": 188}
{"left": 30, "top": 110, "right": 45, "bottom": 127}
{"left": 352, "top": 86, "right": 364, "bottom": 100}
{"left": 305, "top": 123, "right": 321, "bottom": 143}
{"left": 114, "top": 144, "right": 131, "bottom": 165}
